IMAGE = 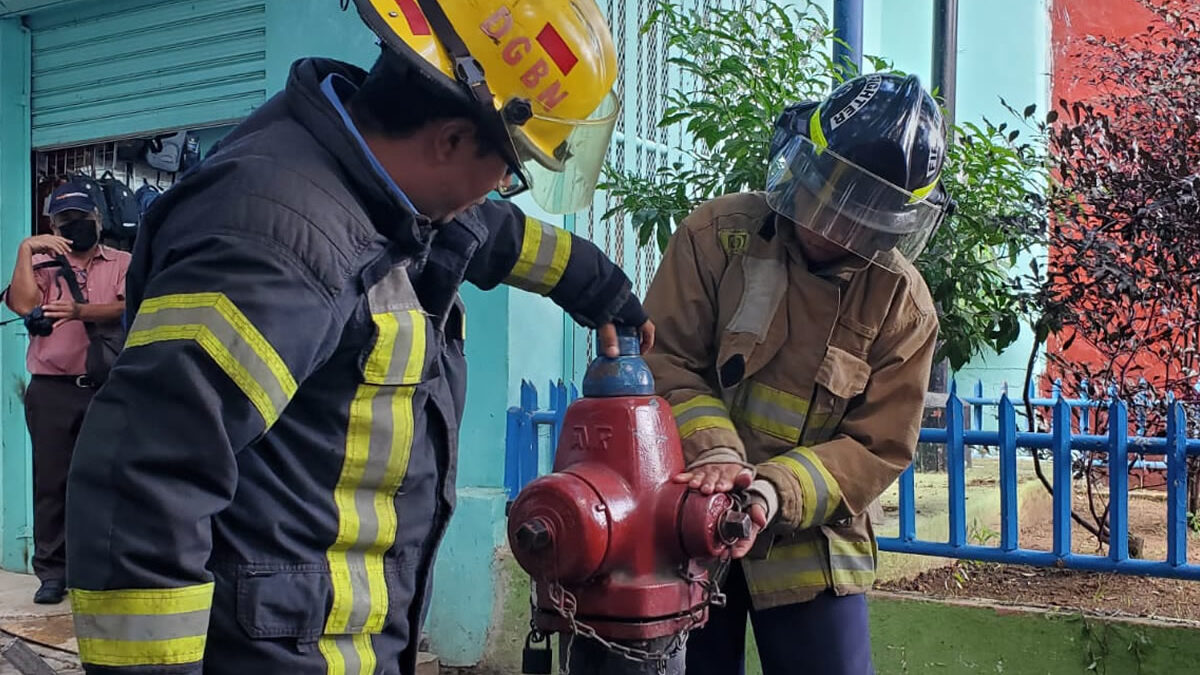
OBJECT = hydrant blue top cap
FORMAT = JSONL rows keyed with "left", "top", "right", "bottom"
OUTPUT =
{"left": 581, "top": 325, "right": 654, "bottom": 397}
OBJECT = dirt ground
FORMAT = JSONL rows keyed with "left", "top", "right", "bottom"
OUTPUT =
{"left": 877, "top": 474, "right": 1200, "bottom": 622}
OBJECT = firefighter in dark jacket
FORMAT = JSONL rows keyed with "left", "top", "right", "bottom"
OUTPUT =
{"left": 64, "top": 2, "right": 649, "bottom": 673}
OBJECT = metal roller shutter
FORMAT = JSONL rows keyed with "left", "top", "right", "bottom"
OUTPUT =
{"left": 28, "top": 0, "right": 266, "bottom": 149}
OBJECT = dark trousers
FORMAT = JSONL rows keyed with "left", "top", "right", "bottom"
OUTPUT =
{"left": 685, "top": 562, "right": 874, "bottom": 675}
{"left": 25, "top": 376, "right": 95, "bottom": 582}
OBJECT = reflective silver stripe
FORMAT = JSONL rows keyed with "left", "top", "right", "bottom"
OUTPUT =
{"left": 742, "top": 539, "right": 830, "bottom": 594}
{"left": 72, "top": 610, "right": 210, "bottom": 642}
{"left": 326, "top": 266, "right": 424, "bottom": 644}
{"left": 364, "top": 267, "right": 426, "bottom": 385}
{"left": 786, "top": 450, "right": 831, "bottom": 524}
{"left": 741, "top": 393, "right": 807, "bottom": 428}
{"left": 726, "top": 255, "right": 787, "bottom": 340}
{"left": 505, "top": 218, "right": 572, "bottom": 295}
{"left": 830, "top": 554, "right": 875, "bottom": 573}
{"left": 343, "top": 388, "right": 406, "bottom": 632}
{"left": 366, "top": 265, "right": 421, "bottom": 314}
{"left": 318, "top": 633, "right": 372, "bottom": 675}
{"left": 736, "top": 389, "right": 808, "bottom": 440}
{"left": 674, "top": 404, "right": 729, "bottom": 427}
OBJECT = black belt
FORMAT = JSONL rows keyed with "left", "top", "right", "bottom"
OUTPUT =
{"left": 32, "top": 374, "right": 99, "bottom": 389}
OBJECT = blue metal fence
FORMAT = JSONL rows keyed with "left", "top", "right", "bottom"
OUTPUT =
{"left": 504, "top": 380, "right": 578, "bottom": 500}
{"left": 505, "top": 379, "right": 1200, "bottom": 580}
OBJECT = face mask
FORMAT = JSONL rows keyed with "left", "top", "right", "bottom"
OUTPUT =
{"left": 58, "top": 218, "right": 99, "bottom": 252}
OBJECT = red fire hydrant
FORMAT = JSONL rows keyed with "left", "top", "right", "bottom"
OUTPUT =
{"left": 507, "top": 327, "right": 750, "bottom": 673}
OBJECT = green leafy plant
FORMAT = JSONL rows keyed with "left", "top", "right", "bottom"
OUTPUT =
{"left": 601, "top": 0, "right": 1048, "bottom": 371}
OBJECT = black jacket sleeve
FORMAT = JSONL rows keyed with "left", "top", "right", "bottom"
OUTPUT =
{"left": 460, "top": 199, "right": 647, "bottom": 328}
{"left": 65, "top": 221, "right": 345, "bottom": 674}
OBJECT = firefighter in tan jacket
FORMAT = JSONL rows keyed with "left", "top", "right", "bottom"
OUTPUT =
{"left": 644, "top": 74, "right": 952, "bottom": 675}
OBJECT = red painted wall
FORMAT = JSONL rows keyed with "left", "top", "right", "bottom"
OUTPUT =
{"left": 1047, "top": 0, "right": 1178, "bottom": 392}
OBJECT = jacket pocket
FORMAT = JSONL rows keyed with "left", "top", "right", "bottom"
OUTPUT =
{"left": 359, "top": 263, "right": 436, "bottom": 386}
{"left": 803, "top": 345, "right": 870, "bottom": 444}
{"left": 235, "top": 563, "right": 331, "bottom": 641}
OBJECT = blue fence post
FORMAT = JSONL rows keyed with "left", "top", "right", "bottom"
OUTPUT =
{"left": 1080, "top": 378, "right": 1092, "bottom": 434}
{"left": 1166, "top": 401, "right": 1188, "bottom": 567}
{"left": 973, "top": 380, "right": 984, "bottom": 432}
{"left": 520, "top": 381, "right": 538, "bottom": 492}
{"left": 899, "top": 465, "right": 916, "bottom": 542}
{"left": 947, "top": 381, "right": 966, "bottom": 547}
{"left": 999, "top": 394, "right": 1019, "bottom": 551}
{"left": 1052, "top": 397, "right": 1073, "bottom": 559}
{"left": 550, "top": 379, "right": 567, "bottom": 462}
{"left": 504, "top": 405, "right": 520, "bottom": 499}
{"left": 1108, "top": 398, "right": 1129, "bottom": 562}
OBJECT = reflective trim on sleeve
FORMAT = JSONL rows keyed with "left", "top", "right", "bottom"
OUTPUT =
{"left": 126, "top": 293, "right": 298, "bottom": 426}
{"left": 503, "top": 217, "right": 572, "bottom": 295}
{"left": 672, "top": 395, "right": 737, "bottom": 438}
{"left": 768, "top": 447, "right": 843, "bottom": 528}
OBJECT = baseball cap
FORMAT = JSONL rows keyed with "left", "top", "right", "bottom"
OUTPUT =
{"left": 48, "top": 181, "right": 97, "bottom": 215}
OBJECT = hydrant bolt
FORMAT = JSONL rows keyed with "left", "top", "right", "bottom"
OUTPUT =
{"left": 719, "top": 510, "right": 752, "bottom": 542}
{"left": 515, "top": 519, "right": 552, "bottom": 552}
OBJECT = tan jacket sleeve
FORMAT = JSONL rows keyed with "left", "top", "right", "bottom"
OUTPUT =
{"left": 643, "top": 220, "right": 745, "bottom": 463}
{"left": 758, "top": 296, "right": 938, "bottom": 531}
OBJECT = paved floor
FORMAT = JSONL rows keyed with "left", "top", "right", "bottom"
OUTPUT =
{"left": 0, "top": 570, "right": 80, "bottom": 673}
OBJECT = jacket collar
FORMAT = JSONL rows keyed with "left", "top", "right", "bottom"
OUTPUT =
{"left": 283, "top": 58, "right": 433, "bottom": 254}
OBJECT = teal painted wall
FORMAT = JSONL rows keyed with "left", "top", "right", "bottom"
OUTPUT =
{"left": 0, "top": 17, "right": 33, "bottom": 573}
{"left": 951, "top": 0, "right": 1051, "bottom": 410}
{"left": 864, "top": 0, "right": 1051, "bottom": 421}
{"left": 262, "top": 0, "right": 377, "bottom": 92}
{"left": 0, "top": 2, "right": 563, "bottom": 665}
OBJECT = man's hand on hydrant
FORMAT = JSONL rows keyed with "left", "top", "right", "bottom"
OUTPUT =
{"left": 597, "top": 320, "right": 656, "bottom": 358}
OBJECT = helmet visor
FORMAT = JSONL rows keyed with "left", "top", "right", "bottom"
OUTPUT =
{"left": 510, "top": 91, "right": 620, "bottom": 214}
{"left": 765, "top": 135, "right": 946, "bottom": 270}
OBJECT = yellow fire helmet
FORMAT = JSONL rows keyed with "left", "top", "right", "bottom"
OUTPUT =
{"left": 352, "top": 0, "right": 620, "bottom": 214}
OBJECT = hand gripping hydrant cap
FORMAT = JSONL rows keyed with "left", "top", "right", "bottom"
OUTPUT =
{"left": 507, "top": 326, "right": 752, "bottom": 650}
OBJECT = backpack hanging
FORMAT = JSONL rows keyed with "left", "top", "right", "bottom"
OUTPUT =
{"left": 134, "top": 181, "right": 162, "bottom": 221}
{"left": 97, "top": 171, "right": 140, "bottom": 242}
{"left": 144, "top": 131, "right": 187, "bottom": 173}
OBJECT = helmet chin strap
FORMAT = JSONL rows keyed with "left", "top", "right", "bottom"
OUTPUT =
{"left": 412, "top": 0, "right": 525, "bottom": 175}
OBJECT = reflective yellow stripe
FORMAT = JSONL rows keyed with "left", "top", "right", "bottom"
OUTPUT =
{"left": 672, "top": 395, "right": 736, "bottom": 438}
{"left": 504, "top": 217, "right": 573, "bottom": 295}
{"left": 769, "top": 447, "right": 843, "bottom": 528}
{"left": 127, "top": 293, "right": 297, "bottom": 426}
{"left": 70, "top": 583, "right": 213, "bottom": 668}
{"left": 744, "top": 538, "right": 828, "bottom": 594}
{"left": 70, "top": 583, "right": 214, "bottom": 615}
{"left": 732, "top": 382, "right": 809, "bottom": 442}
{"left": 907, "top": 176, "right": 940, "bottom": 204}
{"left": 318, "top": 633, "right": 375, "bottom": 675}
{"left": 809, "top": 108, "right": 828, "bottom": 153}
{"left": 362, "top": 313, "right": 398, "bottom": 384}
{"left": 828, "top": 536, "right": 877, "bottom": 587}
{"left": 744, "top": 535, "right": 876, "bottom": 596}
{"left": 324, "top": 309, "right": 424, "bottom": 664}
{"left": 363, "top": 310, "right": 425, "bottom": 385}
{"left": 76, "top": 637, "right": 208, "bottom": 667}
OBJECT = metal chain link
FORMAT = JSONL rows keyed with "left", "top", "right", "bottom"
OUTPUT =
{"left": 542, "top": 545, "right": 736, "bottom": 674}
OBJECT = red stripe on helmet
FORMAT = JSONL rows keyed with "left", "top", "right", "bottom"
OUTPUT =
{"left": 536, "top": 23, "right": 578, "bottom": 75}
{"left": 394, "top": 0, "right": 431, "bottom": 36}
